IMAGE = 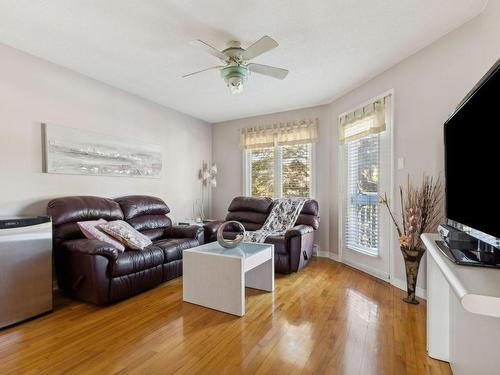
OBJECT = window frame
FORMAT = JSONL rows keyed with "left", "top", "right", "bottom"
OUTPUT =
{"left": 242, "top": 143, "right": 316, "bottom": 199}
{"left": 337, "top": 89, "right": 395, "bottom": 282}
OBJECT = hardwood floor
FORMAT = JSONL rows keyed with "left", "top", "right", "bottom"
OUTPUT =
{"left": 0, "top": 258, "right": 451, "bottom": 375}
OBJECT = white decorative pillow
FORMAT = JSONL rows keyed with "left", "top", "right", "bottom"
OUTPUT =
{"left": 98, "top": 220, "right": 152, "bottom": 250}
{"left": 77, "top": 219, "right": 125, "bottom": 252}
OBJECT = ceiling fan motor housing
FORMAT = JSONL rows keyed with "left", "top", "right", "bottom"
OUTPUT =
{"left": 222, "top": 41, "right": 244, "bottom": 61}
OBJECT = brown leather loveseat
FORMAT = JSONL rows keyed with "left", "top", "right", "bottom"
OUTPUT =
{"left": 47, "top": 195, "right": 203, "bottom": 304}
{"left": 204, "top": 196, "right": 319, "bottom": 274}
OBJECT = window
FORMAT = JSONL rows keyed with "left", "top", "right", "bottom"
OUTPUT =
{"left": 241, "top": 119, "right": 317, "bottom": 199}
{"left": 246, "top": 143, "right": 313, "bottom": 198}
{"left": 345, "top": 134, "right": 380, "bottom": 254}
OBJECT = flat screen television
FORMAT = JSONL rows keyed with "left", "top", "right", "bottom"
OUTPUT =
{"left": 444, "top": 58, "right": 500, "bottom": 247}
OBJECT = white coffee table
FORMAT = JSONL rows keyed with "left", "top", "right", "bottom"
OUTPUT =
{"left": 182, "top": 242, "right": 274, "bottom": 316}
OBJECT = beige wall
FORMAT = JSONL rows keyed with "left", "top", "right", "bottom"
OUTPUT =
{"left": 212, "top": 1, "right": 500, "bottom": 292}
{"left": 0, "top": 43, "right": 212, "bottom": 222}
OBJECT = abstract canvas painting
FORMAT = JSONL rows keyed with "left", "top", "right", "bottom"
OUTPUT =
{"left": 43, "top": 123, "right": 162, "bottom": 178}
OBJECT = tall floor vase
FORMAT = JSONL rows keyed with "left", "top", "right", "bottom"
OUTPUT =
{"left": 400, "top": 247, "right": 425, "bottom": 304}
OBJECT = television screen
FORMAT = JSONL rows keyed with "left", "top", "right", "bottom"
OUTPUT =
{"left": 445, "top": 61, "right": 500, "bottom": 239}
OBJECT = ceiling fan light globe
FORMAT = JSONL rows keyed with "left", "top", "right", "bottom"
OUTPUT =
{"left": 229, "top": 80, "right": 244, "bottom": 94}
{"left": 221, "top": 65, "right": 248, "bottom": 94}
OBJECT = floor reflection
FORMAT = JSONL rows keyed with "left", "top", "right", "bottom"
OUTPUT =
{"left": 346, "top": 288, "right": 379, "bottom": 323}
{"left": 278, "top": 321, "right": 313, "bottom": 364}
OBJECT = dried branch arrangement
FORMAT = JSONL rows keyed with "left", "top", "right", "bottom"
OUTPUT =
{"left": 380, "top": 175, "right": 443, "bottom": 251}
{"left": 380, "top": 174, "right": 443, "bottom": 304}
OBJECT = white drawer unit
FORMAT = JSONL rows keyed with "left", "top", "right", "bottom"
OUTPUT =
{"left": 0, "top": 217, "right": 53, "bottom": 329}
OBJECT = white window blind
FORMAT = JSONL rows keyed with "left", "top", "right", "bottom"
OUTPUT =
{"left": 249, "top": 147, "right": 275, "bottom": 197}
{"left": 282, "top": 144, "right": 312, "bottom": 198}
{"left": 247, "top": 144, "right": 313, "bottom": 198}
{"left": 345, "top": 133, "right": 380, "bottom": 254}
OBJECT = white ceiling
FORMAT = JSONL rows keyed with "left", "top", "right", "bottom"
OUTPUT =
{"left": 0, "top": 0, "right": 487, "bottom": 123}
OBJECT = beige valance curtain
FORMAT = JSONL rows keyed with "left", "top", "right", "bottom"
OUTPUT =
{"left": 240, "top": 119, "right": 318, "bottom": 150}
{"left": 339, "top": 94, "right": 391, "bottom": 143}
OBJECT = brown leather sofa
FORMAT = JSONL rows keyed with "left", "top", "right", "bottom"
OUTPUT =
{"left": 204, "top": 196, "right": 319, "bottom": 274}
{"left": 47, "top": 195, "right": 203, "bottom": 304}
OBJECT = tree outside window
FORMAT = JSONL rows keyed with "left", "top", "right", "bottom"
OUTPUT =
{"left": 248, "top": 144, "right": 313, "bottom": 198}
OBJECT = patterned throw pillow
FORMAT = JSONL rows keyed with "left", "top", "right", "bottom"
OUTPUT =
{"left": 98, "top": 220, "right": 152, "bottom": 250}
{"left": 77, "top": 219, "right": 126, "bottom": 252}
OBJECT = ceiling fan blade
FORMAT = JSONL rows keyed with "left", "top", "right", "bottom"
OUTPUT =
{"left": 242, "top": 36, "right": 279, "bottom": 61}
{"left": 247, "top": 63, "right": 289, "bottom": 80}
{"left": 182, "top": 66, "right": 223, "bottom": 78}
{"left": 189, "top": 40, "right": 227, "bottom": 61}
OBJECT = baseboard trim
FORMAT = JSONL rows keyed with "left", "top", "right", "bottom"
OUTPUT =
{"left": 391, "top": 277, "right": 427, "bottom": 300}
{"left": 315, "top": 252, "right": 427, "bottom": 300}
{"left": 315, "top": 251, "right": 340, "bottom": 261}
{"left": 340, "top": 258, "right": 390, "bottom": 282}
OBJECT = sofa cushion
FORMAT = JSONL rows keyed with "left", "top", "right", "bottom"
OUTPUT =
{"left": 141, "top": 228, "right": 167, "bottom": 241}
{"left": 48, "top": 196, "right": 124, "bottom": 226}
{"left": 295, "top": 215, "right": 320, "bottom": 230}
{"left": 301, "top": 199, "right": 319, "bottom": 216}
{"left": 222, "top": 222, "right": 262, "bottom": 232}
{"left": 164, "top": 225, "right": 203, "bottom": 240}
{"left": 110, "top": 246, "right": 164, "bottom": 277}
{"left": 114, "top": 195, "right": 170, "bottom": 220}
{"left": 127, "top": 215, "right": 172, "bottom": 231}
{"left": 225, "top": 211, "right": 269, "bottom": 226}
{"left": 99, "top": 220, "right": 152, "bottom": 250}
{"left": 295, "top": 199, "right": 320, "bottom": 230}
{"left": 154, "top": 238, "right": 199, "bottom": 262}
{"left": 227, "top": 196, "right": 273, "bottom": 214}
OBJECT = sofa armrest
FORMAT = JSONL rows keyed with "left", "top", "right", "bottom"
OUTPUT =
{"left": 60, "top": 239, "right": 119, "bottom": 261}
{"left": 285, "top": 224, "right": 314, "bottom": 240}
{"left": 56, "top": 239, "right": 115, "bottom": 304}
{"left": 165, "top": 225, "right": 204, "bottom": 243}
{"left": 203, "top": 220, "right": 224, "bottom": 235}
{"left": 202, "top": 220, "right": 225, "bottom": 244}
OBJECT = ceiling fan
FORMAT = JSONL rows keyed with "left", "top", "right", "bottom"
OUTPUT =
{"left": 183, "top": 35, "right": 288, "bottom": 94}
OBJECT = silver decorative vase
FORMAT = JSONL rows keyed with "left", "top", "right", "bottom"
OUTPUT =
{"left": 217, "top": 221, "right": 245, "bottom": 249}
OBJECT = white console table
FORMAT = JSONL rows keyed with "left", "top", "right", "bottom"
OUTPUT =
{"left": 422, "top": 233, "right": 500, "bottom": 375}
